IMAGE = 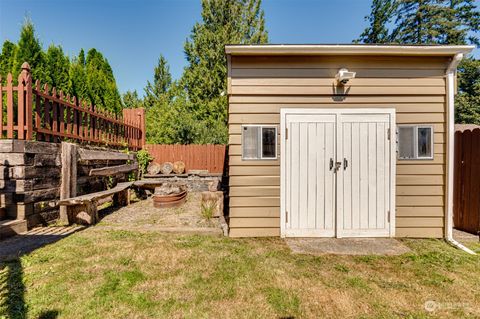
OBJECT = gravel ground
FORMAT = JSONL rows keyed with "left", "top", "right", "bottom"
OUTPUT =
{"left": 99, "top": 192, "right": 220, "bottom": 229}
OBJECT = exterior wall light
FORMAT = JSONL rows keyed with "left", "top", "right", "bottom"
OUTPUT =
{"left": 335, "top": 68, "right": 356, "bottom": 85}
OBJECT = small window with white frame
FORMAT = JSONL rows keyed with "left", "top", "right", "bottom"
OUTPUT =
{"left": 397, "top": 125, "right": 434, "bottom": 160}
{"left": 242, "top": 125, "right": 277, "bottom": 160}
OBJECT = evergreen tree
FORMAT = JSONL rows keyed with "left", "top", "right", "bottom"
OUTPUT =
{"left": 0, "top": 40, "right": 17, "bottom": 81}
{"left": 13, "top": 19, "right": 45, "bottom": 82}
{"left": 357, "top": 1, "right": 480, "bottom": 124}
{"left": 2, "top": 20, "right": 124, "bottom": 114}
{"left": 455, "top": 57, "right": 480, "bottom": 124}
{"left": 144, "top": 55, "right": 172, "bottom": 109}
{"left": 389, "top": 0, "right": 439, "bottom": 43}
{"left": 181, "top": 0, "right": 268, "bottom": 143}
{"left": 443, "top": 0, "right": 480, "bottom": 45}
{"left": 85, "top": 48, "right": 122, "bottom": 113}
{"left": 357, "top": 0, "right": 396, "bottom": 43}
{"left": 122, "top": 90, "right": 143, "bottom": 109}
{"left": 45, "top": 44, "right": 70, "bottom": 93}
{"left": 390, "top": 0, "right": 480, "bottom": 44}
{"left": 145, "top": 82, "right": 203, "bottom": 144}
{"left": 358, "top": 0, "right": 480, "bottom": 45}
{"left": 68, "top": 49, "right": 88, "bottom": 101}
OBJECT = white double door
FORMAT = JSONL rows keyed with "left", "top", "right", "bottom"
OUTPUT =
{"left": 281, "top": 109, "right": 395, "bottom": 238}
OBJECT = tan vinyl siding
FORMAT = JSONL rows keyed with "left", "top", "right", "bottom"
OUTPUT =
{"left": 228, "top": 54, "right": 449, "bottom": 238}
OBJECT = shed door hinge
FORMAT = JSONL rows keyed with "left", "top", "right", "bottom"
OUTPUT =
{"left": 285, "top": 211, "right": 288, "bottom": 223}
{"left": 285, "top": 127, "right": 288, "bottom": 140}
{"left": 387, "top": 128, "right": 391, "bottom": 140}
{"left": 387, "top": 210, "right": 391, "bottom": 223}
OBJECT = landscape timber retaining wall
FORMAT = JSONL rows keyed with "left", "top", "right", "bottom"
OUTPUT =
{"left": 0, "top": 139, "right": 136, "bottom": 227}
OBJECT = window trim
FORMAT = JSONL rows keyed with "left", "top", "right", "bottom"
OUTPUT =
{"left": 397, "top": 124, "right": 434, "bottom": 160}
{"left": 241, "top": 125, "right": 278, "bottom": 160}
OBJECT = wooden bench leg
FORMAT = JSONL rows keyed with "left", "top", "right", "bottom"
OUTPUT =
{"left": 67, "top": 201, "right": 98, "bottom": 225}
{"left": 113, "top": 189, "right": 130, "bottom": 207}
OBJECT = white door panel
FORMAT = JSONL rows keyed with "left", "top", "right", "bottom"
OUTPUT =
{"left": 285, "top": 114, "right": 336, "bottom": 237}
{"left": 337, "top": 114, "right": 391, "bottom": 237}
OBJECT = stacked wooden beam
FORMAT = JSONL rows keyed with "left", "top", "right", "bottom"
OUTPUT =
{"left": 0, "top": 139, "right": 138, "bottom": 232}
{"left": 0, "top": 140, "right": 61, "bottom": 227}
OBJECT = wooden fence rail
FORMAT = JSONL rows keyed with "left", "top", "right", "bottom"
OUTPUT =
{"left": 0, "top": 62, "right": 144, "bottom": 150}
{"left": 453, "top": 125, "right": 480, "bottom": 235}
{"left": 145, "top": 144, "right": 226, "bottom": 174}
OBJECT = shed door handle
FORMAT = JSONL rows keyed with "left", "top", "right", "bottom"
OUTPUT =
{"left": 335, "top": 161, "right": 342, "bottom": 172}
{"left": 329, "top": 158, "right": 333, "bottom": 170}
{"left": 344, "top": 158, "right": 348, "bottom": 170}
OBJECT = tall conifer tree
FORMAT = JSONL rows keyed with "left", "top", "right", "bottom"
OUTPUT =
{"left": 144, "top": 55, "right": 172, "bottom": 109}
{"left": 85, "top": 49, "right": 122, "bottom": 113}
{"left": 68, "top": 49, "right": 88, "bottom": 101}
{"left": 122, "top": 90, "right": 143, "bottom": 109}
{"left": 181, "top": 0, "right": 268, "bottom": 143}
{"left": 0, "top": 40, "right": 17, "bottom": 81}
{"left": 13, "top": 19, "right": 45, "bottom": 81}
{"left": 357, "top": 0, "right": 396, "bottom": 43}
{"left": 390, "top": 0, "right": 480, "bottom": 44}
{"left": 45, "top": 44, "right": 70, "bottom": 92}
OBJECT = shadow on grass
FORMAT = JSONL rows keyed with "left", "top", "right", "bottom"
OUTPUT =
{"left": 0, "top": 258, "right": 26, "bottom": 318}
{"left": 1, "top": 258, "right": 59, "bottom": 319}
{"left": 0, "top": 202, "right": 128, "bottom": 262}
{"left": 0, "top": 226, "right": 90, "bottom": 318}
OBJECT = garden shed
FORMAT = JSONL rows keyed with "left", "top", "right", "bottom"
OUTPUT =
{"left": 225, "top": 44, "right": 474, "bottom": 239}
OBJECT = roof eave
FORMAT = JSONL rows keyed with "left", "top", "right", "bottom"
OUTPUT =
{"left": 225, "top": 44, "right": 475, "bottom": 56}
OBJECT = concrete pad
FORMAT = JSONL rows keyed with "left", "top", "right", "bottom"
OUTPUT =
{"left": 286, "top": 237, "right": 411, "bottom": 256}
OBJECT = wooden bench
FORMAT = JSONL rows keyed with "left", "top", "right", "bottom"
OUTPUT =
{"left": 58, "top": 181, "right": 133, "bottom": 225}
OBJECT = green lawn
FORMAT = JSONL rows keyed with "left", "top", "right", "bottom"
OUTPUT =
{"left": 1, "top": 228, "right": 479, "bottom": 319}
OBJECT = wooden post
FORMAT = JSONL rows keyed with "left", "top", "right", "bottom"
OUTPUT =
{"left": 17, "top": 66, "right": 25, "bottom": 139}
{"left": 59, "top": 142, "right": 77, "bottom": 225}
{"left": 35, "top": 80, "right": 42, "bottom": 140}
{"left": 0, "top": 75, "right": 3, "bottom": 137}
{"left": 6, "top": 73, "right": 14, "bottom": 138}
{"left": 22, "top": 62, "right": 34, "bottom": 140}
{"left": 137, "top": 108, "right": 146, "bottom": 148}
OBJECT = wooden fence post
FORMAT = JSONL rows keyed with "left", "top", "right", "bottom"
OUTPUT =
{"left": 137, "top": 107, "right": 145, "bottom": 148}
{"left": 0, "top": 76, "right": 3, "bottom": 137}
{"left": 17, "top": 66, "right": 25, "bottom": 139}
{"left": 59, "top": 142, "right": 78, "bottom": 225}
{"left": 21, "top": 62, "right": 34, "bottom": 140}
{"left": 6, "top": 73, "right": 13, "bottom": 138}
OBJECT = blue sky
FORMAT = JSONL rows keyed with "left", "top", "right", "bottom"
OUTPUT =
{"left": 0, "top": 0, "right": 478, "bottom": 95}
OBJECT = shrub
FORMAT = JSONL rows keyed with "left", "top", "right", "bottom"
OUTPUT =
{"left": 136, "top": 149, "right": 153, "bottom": 174}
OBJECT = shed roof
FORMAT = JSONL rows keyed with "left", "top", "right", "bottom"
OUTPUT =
{"left": 225, "top": 44, "right": 474, "bottom": 56}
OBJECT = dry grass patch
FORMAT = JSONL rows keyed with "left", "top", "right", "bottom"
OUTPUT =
{"left": 0, "top": 229, "right": 479, "bottom": 319}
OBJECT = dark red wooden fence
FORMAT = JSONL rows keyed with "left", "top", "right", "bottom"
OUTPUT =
{"left": 0, "top": 62, "right": 144, "bottom": 150}
{"left": 454, "top": 125, "right": 480, "bottom": 235}
{"left": 145, "top": 144, "right": 226, "bottom": 173}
